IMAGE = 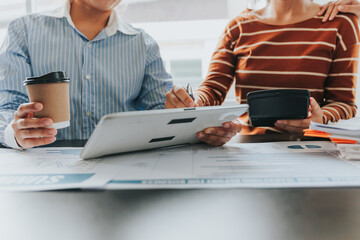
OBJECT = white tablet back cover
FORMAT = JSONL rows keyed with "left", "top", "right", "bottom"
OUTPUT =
{"left": 80, "top": 105, "right": 248, "bottom": 159}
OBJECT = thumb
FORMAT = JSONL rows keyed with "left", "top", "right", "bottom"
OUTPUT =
{"left": 309, "top": 97, "right": 322, "bottom": 118}
{"left": 338, "top": 5, "right": 360, "bottom": 16}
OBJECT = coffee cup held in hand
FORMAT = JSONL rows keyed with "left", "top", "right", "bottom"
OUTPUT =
{"left": 24, "top": 71, "right": 70, "bottom": 129}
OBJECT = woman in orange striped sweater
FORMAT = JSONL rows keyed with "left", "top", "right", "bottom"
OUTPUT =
{"left": 165, "top": 0, "right": 360, "bottom": 146}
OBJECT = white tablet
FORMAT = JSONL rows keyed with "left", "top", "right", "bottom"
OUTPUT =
{"left": 80, "top": 105, "right": 248, "bottom": 159}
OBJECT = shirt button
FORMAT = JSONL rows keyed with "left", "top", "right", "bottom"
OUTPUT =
{"left": 86, "top": 112, "right": 92, "bottom": 117}
{"left": 86, "top": 74, "right": 91, "bottom": 80}
{"left": 88, "top": 43, "right": 91, "bottom": 48}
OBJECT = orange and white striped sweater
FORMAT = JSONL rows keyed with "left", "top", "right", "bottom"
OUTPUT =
{"left": 195, "top": 12, "right": 360, "bottom": 135}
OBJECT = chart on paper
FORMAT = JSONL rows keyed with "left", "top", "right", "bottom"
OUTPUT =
{"left": 106, "top": 141, "right": 360, "bottom": 189}
{"left": 0, "top": 148, "right": 118, "bottom": 191}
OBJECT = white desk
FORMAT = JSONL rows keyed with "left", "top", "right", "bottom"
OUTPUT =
{"left": 0, "top": 135, "right": 358, "bottom": 240}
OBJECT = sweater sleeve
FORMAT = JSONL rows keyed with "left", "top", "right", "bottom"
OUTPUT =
{"left": 194, "top": 19, "right": 239, "bottom": 106}
{"left": 322, "top": 14, "right": 359, "bottom": 123}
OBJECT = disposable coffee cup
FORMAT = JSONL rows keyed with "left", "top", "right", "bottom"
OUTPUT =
{"left": 24, "top": 71, "right": 70, "bottom": 129}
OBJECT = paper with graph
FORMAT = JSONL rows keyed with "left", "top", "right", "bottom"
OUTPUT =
{"left": 2, "top": 141, "right": 360, "bottom": 190}
{"left": 106, "top": 141, "right": 360, "bottom": 189}
{"left": 0, "top": 148, "right": 118, "bottom": 191}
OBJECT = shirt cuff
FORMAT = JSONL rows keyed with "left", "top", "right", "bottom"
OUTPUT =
{"left": 4, "top": 124, "right": 23, "bottom": 150}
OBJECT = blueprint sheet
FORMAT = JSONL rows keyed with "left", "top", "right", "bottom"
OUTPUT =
{"left": 106, "top": 141, "right": 360, "bottom": 189}
{"left": 0, "top": 148, "right": 118, "bottom": 191}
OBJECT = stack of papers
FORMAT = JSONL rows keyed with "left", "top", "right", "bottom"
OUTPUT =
{"left": 305, "top": 118, "right": 360, "bottom": 144}
{"left": 336, "top": 144, "right": 360, "bottom": 160}
{"left": 305, "top": 118, "right": 360, "bottom": 159}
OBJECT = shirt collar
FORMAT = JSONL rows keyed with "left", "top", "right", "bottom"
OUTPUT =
{"left": 40, "top": 0, "right": 139, "bottom": 37}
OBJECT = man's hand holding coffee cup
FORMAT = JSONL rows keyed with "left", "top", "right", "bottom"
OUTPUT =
{"left": 11, "top": 102, "right": 57, "bottom": 149}
{"left": 9, "top": 71, "right": 71, "bottom": 149}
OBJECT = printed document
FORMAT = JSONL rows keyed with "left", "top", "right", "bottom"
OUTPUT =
{"left": 310, "top": 118, "right": 360, "bottom": 137}
{"left": 0, "top": 147, "right": 118, "bottom": 191}
{"left": 106, "top": 141, "right": 360, "bottom": 189}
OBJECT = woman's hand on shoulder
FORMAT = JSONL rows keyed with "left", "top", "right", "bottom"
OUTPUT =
{"left": 318, "top": 0, "right": 360, "bottom": 22}
{"left": 274, "top": 97, "right": 323, "bottom": 136}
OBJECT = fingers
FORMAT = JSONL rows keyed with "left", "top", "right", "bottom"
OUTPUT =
{"left": 204, "top": 127, "right": 237, "bottom": 138}
{"left": 197, "top": 131, "right": 233, "bottom": 147}
{"left": 164, "top": 100, "right": 177, "bottom": 109}
{"left": 329, "top": 2, "right": 341, "bottom": 20}
{"left": 12, "top": 118, "right": 53, "bottom": 131}
{"left": 338, "top": 4, "right": 360, "bottom": 16}
{"left": 308, "top": 97, "right": 324, "bottom": 124}
{"left": 14, "top": 127, "right": 57, "bottom": 149}
{"left": 320, "top": 0, "right": 360, "bottom": 22}
{"left": 323, "top": 2, "right": 336, "bottom": 22}
{"left": 276, "top": 119, "right": 310, "bottom": 129}
{"left": 223, "top": 120, "right": 243, "bottom": 132}
{"left": 166, "top": 89, "right": 187, "bottom": 108}
{"left": 16, "top": 128, "right": 57, "bottom": 139}
{"left": 276, "top": 125, "right": 305, "bottom": 136}
{"left": 275, "top": 119, "right": 311, "bottom": 135}
{"left": 11, "top": 116, "right": 56, "bottom": 149}
{"left": 309, "top": 97, "right": 322, "bottom": 115}
{"left": 275, "top": 98, "right": 324, "bottom": 135}
{"left": 15, "top": 102, "right": 43, "bottom": 119}
{"left": 171, "top": 85, "right": 195, "bottom": 107}
{"left": 19, "top": 137, "right": 57, "bottom": 150}
{"left": 165, "top": 85, "right": 196, "bottom": 109}
{"left": 197, "top": 121, "right": 242, "bottom": 147}
{"left": 318, "top": 1, "right": 331, "bottom": 16}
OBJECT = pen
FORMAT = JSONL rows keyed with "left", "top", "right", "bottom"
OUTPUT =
{"left": 186, "top": 83, "right": 194, "bottom": 101}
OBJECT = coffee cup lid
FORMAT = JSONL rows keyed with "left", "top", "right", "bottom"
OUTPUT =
{"left": 24, "top": 71, "right": 70, "bottom": 85}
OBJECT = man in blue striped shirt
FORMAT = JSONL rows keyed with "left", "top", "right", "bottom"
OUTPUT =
{"left": 0, "top": 0, "right": 173, "bottom": 149}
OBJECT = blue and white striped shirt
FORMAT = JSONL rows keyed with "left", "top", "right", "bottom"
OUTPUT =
{"left": 0, "top": 2, "right": 172, "bottom": 147}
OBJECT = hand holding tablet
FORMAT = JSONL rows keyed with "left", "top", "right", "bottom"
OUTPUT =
{"left": 80, "top": 105, "right": 248, "bottom": 159}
